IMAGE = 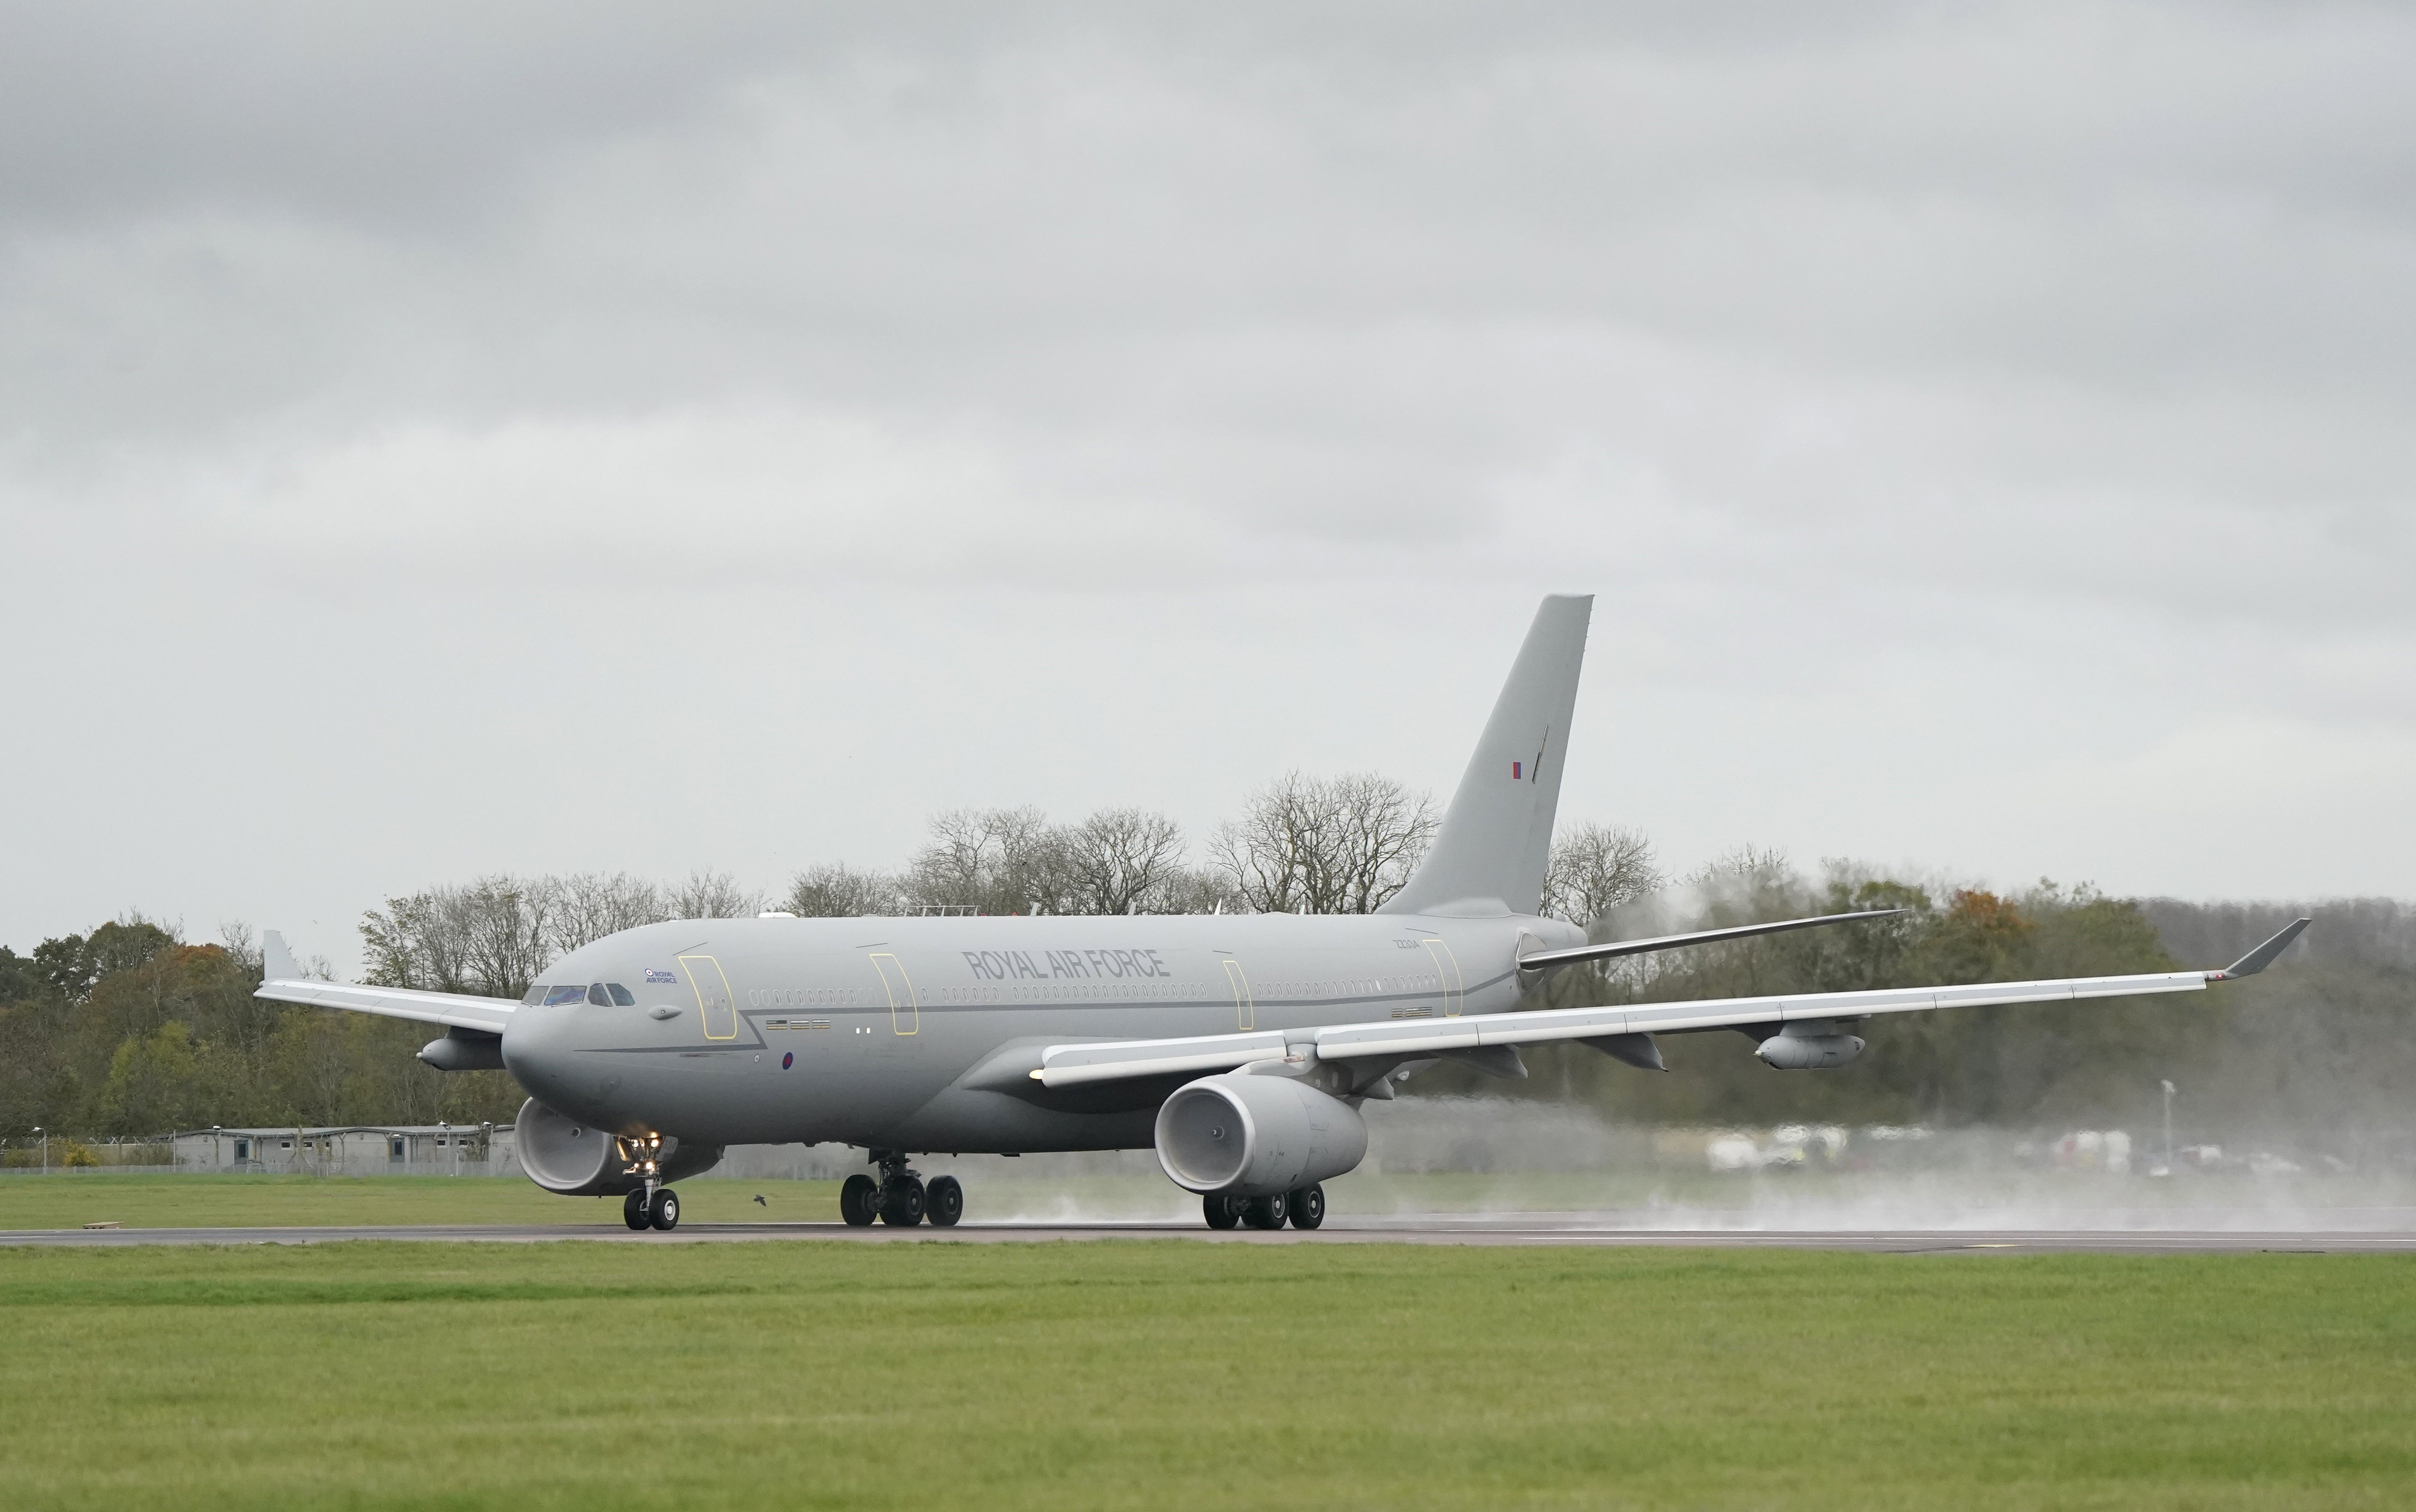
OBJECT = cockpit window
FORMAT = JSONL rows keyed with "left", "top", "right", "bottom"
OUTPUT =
{"left": 607, "top": 983, "right": 636, "bottom": 1006}
{"left": 521, "top": 985, "right": 544, "bottom": 1005}
{"left": 542, "top": 985, "right": 587, "bottom": 1006}
{"left": 586, "top": 983, "right": 610, "bottom": 1006}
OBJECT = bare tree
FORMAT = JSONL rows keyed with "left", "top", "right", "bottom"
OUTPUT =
{"left": 459, "top": 878, "right": 554, "bottom": 998}
{"left": 1211, "top": 771, "right": 1438, "bottom": 914}
{"left": 908, "top": 807, "right": 1061, "bottom": 914}
{"left": 666, "top": 870, "right": 765, "bottom": 921}
{"left": 1057, "top": 808, "right": 1188, "bottom": 915}
{"left": 362, "top": 877, "right": 562, "bottom": 997}
{"left": 784, "top": 862, "right": 903, "bottom": 918}
{"left": 546, "top": 872, "right": 668, "bottom": 954}
{"left": 1542, "top": 823, "right": 1664, "bottom": 928}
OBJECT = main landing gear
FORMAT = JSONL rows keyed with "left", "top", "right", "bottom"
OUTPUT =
{"left": 623, "top": 1185, "right": 680, "bottom": 1231}
{"left": 841, "top": 1152, "right": 963, "bottom": 1229}
{"left": 1203, "top": 1183, "right": 1325, "bottom": 1231}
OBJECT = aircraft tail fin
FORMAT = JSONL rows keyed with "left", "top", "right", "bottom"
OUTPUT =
{"left": 1379, "top": 594, "right": 1592, "bottom": 918}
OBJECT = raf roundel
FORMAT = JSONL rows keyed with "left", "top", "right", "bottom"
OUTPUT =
{"left": 781, "top": 1051, "right": 794, "bottom": 1070}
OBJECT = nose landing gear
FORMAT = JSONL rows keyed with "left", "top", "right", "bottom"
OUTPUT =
{"left": 623, "top": 1183, "right": 680, "bottom": 1231}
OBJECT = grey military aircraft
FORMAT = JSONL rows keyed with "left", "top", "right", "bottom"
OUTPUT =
{"left": 257, "top": 595, "right": 2308, "bottom": 1232}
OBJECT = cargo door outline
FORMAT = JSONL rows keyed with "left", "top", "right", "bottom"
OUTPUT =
{"left": 870, "top": 953, "right": 919, "bottom": 1036}
{"left": 679, "top": 955, "right": 738, "bottom": 1040}
{"left": 1222, "top": 959, "right": 1255, "bottom": 1031}
{"left": 1419, "top": 939, "right": 1464, "bottom": 1018}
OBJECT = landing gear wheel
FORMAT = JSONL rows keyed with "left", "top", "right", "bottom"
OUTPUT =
{"left": 925, "top": 1175, "right": 963, "bottom": 1227}
{"left": 1287, "top": 1183, "right": 1326, "bottom": 1230}
{"left": 1243, "top": 1191, "right": 1289, "bottom": 1230}
{"left": 623, "top": 1190, "right": 649, "bottom": 1230}
{"left": 1204, "top": 1195, "right": 1243, "bottom": 1230}
{"left": 647, "top": 1188, "right": 680, "bottom": 1231}
{"left": 840, "top": 1174, "right": 880, "bottom": 1227}
{"left": 879, "top": 1176, "right": 926, "bottom": 1227}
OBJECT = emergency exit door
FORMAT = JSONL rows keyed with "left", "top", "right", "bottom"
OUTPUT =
{"left": 679, "top": 955, "right": 738, "bottom": 1040}
{"left": 1418, "top": 939, "right": 1464, "bottom": 1018}
{"left": 870, "top": 953, "right": 919, "bottom": 1035}
{"left": 1223, "top": 959, "right": 1255, "bottom": 1031}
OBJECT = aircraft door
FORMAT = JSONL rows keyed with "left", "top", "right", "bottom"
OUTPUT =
{"left": 1419, "top": 939, "right": 1464, "bottom": 1018}
{"left": 679, "top": 955, "right": 738, "bottom": 1040}
{"left": 870, "top": 953, "right": 919, "bottom": 1036}
{"left": 1222, "top": 959, "right": 1255, "bottom": 1031}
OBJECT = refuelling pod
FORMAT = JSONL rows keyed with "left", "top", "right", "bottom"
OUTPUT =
{"left": 1756, "top": 1032, "right": 1864, "bottom": 1070}
{"left": 1155, "top": 1070, "right": 1369, "bottom": 1199}
{"left": 513, "top": 1097, "right": 724, "bottom": 1196}
{"left": 418, "top": 1029, "right": 505, "bottom": 1072}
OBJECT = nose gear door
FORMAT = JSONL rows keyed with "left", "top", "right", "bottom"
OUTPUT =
{"left": 679, "top": 955, "right": 738, "bottom": 1040}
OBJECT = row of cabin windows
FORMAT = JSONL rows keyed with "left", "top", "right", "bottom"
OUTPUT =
{"left": 522, "top": 982, "right": 638, "bottom": 1007}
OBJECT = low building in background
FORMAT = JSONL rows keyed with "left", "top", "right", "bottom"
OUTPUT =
{"left": 170, "top": 1125, "right": 518, "bottom": 1176}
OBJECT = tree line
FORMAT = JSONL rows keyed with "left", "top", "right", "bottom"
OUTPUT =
{"left": 4, "top": 769, "right": 2410, "bottom": 1160}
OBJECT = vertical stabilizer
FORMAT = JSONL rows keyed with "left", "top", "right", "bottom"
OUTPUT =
{"left": 1380, "top": 594, "right": 1592, "bottom": 917}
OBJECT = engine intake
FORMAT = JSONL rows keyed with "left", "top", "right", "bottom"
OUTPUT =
{"left": 512, "top": 1097, "right": 723, "bottom": 1195}
{"left": 1155, "top": 1071, "right": 1368, "bottom": 1198}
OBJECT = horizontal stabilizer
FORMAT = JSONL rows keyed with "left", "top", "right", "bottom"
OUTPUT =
{"left": 1519, "top": 908, "right": 1907, "bottom": 971}
{"left": 2214, "top": 917, "right": 2312, "bottom": 980}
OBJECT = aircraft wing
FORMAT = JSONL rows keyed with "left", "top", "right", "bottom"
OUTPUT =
{"left": 1032, "top": 918, "right": 2310, "bottom": 1089}
{"left": 253, "top": 929, "right": 518, "bottom": 1035}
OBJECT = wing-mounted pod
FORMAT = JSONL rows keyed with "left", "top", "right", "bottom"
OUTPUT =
{"left": 513, "top": 1098, "right": 723, "bottom": 1196}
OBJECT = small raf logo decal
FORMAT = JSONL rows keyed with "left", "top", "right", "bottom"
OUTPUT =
{"left": 645, "top": 969, "right": 677, "bottom": 984}
{"left": 781, "top": 1051, "right": 794, "bottom": 1070}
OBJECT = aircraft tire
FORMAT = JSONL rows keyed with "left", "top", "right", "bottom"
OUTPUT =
{"left": 623, "top": 1191, "right": 649, "bottom": 1230}
{"left": 840, "top": 1174, "right": 879, "bottom": 1227}
{"left": 647, "top": 1188, "right": 680, "bottom": 1231}
{"left": 879, "top": 1176, "right": 926, "bottom": 1227}
{"left": 1287, "top": 1184, "right": 1325, "bottom": 1230}
{"left": 1203, "top": 1195, "right": 1243, "bottom": 1230}
{"left": 1243, "top": 1192, "right": 1289, "bottom": 1230}
{"left": 925, "top": 1175, "right": 963, "bottom": 1227}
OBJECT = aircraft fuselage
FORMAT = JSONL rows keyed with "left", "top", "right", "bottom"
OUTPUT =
{"left": 502, "top": 910, "right": 1582, "bottom": 1153}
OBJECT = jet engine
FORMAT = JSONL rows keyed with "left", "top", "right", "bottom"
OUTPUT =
{"left": 1154, "top": 1071, "right": 1369, "bottom": 1198}
{"left": 1755, "top": 1031, "right": 1865, "bottom": 1070}
{"left": 512, "top": 1097, "right": 723, "bottom": 1196}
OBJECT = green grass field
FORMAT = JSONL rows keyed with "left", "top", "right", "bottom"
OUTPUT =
{"left": 0, "top": 1172, "right": 845, "bottom": 1230}
{"left": 3, "top": 1237, "right": 2411, "bottom": 1511}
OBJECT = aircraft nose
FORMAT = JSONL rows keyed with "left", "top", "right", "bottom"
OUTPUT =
{"left": 502, "top": 999, "right": 575, "bottom": 1097}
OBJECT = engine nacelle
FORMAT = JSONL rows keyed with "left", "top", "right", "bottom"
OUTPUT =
{"left": 512, "top": 1097, "right": 723, "bottom": 1195}
{"left": 1154, "top": 1071, "right": 1369, "bottom": 1198}
{"left": 1756, "top": 1032, "right": 1865, "bottom": 1070}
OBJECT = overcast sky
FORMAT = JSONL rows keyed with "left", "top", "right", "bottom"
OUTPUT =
{"left": 4, "top": 2, "right": 2411, "bottom": 965}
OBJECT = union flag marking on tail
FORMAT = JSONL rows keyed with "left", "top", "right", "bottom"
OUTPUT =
{"left": 1511, "top": 760, "right": 1522, "bottom": 779}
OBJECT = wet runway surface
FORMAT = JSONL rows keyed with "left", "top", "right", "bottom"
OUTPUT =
{"left": 8, "top": 1217, "right": 2413, "bottom": 1253}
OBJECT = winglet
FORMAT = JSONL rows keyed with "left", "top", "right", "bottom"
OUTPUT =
{"left": 262, "top": 930, "right": 307, "bottom": 983}
{"left": 2211, "top": 918, "right": 2311, "bottom": 980}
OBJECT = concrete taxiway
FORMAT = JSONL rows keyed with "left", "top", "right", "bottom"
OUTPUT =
{"left": 5, "top": 1217, "right": 2411, "bottom": 1253}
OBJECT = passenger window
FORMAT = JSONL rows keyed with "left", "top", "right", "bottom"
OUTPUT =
{"left": 587, "top": 983, "right": 610, "bottom": 1006}
{"left": 543, "top": 985, "right": 587, "bottom": 1006}
{"left": 607, "top": 983, "right": 636, "bottom": 1006}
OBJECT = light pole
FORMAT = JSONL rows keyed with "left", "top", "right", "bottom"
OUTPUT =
{"left": 34, "top": 1127, "right": 43, "bottom": 1174}
{"left": 441, "top": 1120, "right": 453, "bottom": 1177}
